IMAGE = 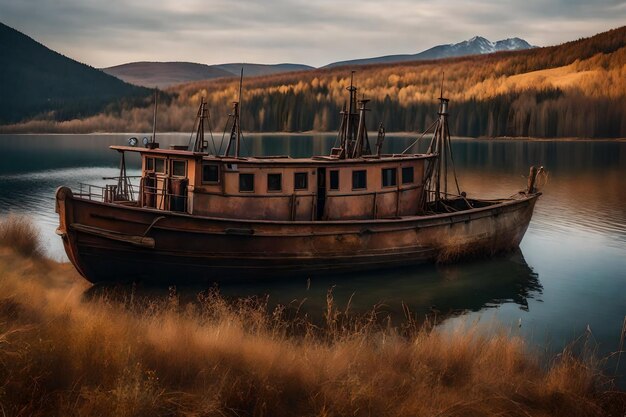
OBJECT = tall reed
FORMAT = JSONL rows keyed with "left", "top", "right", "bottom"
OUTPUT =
{"left": 0, "top": 214, "right": 43, "bottom": 258}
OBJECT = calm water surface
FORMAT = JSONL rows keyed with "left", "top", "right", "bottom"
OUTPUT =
{"left": 0, "top": 134, "right": 625, "bottom": 379}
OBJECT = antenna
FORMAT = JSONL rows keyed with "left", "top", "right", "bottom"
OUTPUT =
{"left": 151, "top": 88, "right": 159, "bottom": 145}
{"left": 236, "top": 68, "right": 243, "bottom": 157}
{"left": 439, "top": 71, "right": 444, "bottom": 99}
{"left": 225, "top": 68, "right": 245, "bottom": 158}
{"left": 238, "top": 67, "right": 243, "bottom": 104}
{"left": 345, "top": 70, "right": 357, "bottom": 155}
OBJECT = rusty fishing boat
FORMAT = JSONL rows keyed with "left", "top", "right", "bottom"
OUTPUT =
{"left": 55, "top": 76, "right": 542, "bottom": 284}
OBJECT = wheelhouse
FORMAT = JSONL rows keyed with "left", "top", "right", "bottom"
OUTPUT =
{"left": 107, "top": 146, "right": 434, "bottom": 221}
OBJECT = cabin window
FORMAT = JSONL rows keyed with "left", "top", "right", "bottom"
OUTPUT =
{"left": 267, "top": 173, "right": 282, "bottom": 192}
{"left": 352, "top": 170, "right": 367, "bottom": 190}
{"left": 294, "top": 172, "right": 308, "bottom": 190}
{"left": 239, "top": 173, "right": 255, "bottom": 192}
{"left": 202, "top": 164, "right": 220, "bottom": 183}
{"left": 171, "top": 160, "right": 186, "bottom": 177}
{"left": 154, "top": 158, "right": 166, "bottom": 174}
{"left": 329, "top": 170, "right": 339, "bottom": 190}
{"left": 145, "top": 157, "right": 154, "bottom": 171}
{"left": 382, "top": 168, "right": 397, "bottom": 187}
{"left": 402, "top": 167, "right": 414, "bottom": 184}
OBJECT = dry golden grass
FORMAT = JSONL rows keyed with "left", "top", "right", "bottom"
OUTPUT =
{"left": 0, "top": 217, "right": 624, "bottom": 416}
{"left": 0, "top": 215, "right": 43, "bottom": 258}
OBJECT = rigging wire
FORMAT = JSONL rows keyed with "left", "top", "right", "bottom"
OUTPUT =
{"left": 445, "top": 125, "right": 462, "bottom": 197}
{"left": 206, "top": 104, "right": 218, "bottom": 155}
{"left": 186, "top": 105, "right": 200, "bottom": 151}
{"left": 184, "top": 99, "right": 218, "bottom": 154}
{"left": 240, "top": 131, "right": 249, "bottom": 157}
{"left": 218, "top": 115, "right": 232, "bottom": 156}
{"left": 401, "top": 119, "right": 439, "bottom": 154}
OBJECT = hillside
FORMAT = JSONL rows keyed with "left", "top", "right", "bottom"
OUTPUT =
{"left": 103, "top": 62, "right": 314, "bottom": 88}
{"left": 215, "top": 63, "right": 314, "bottom": 77}
{"left": 102, "top": 62, "right": 233, "bottom": 88}
{"left": 103, "top": 37, "right": 529, "bottom": 89}
{"left": 0, "top": 22, "right": 149, "bottom": 125}
{"left": 325, "top": 36, "right": 534, "bottom": 68}
{"left": 2, "top": 26, "right": 625, "bottom": 138}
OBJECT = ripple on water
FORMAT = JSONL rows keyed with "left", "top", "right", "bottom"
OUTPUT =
{"left": 0, "top": 166, "right": 141, "bottom": 259}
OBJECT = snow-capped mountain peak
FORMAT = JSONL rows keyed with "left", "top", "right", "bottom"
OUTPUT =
{"left": 447, "top": 36, "right": 534, "bottom": 55}
{"left": 465, "top": 36, "right": 495, "bottom": 52}
{"left": 494, "top": 37, "right": 533, "bottom": 51}
{"left": 324, "top": 35, "right": 534, "bottom": 68}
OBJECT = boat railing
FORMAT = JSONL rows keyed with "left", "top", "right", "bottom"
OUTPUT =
{"left": 74, "top": 178, "right": 188, "bottom": 213}
{"left": 75, "top": 179, "right": 139, "bottom": 205}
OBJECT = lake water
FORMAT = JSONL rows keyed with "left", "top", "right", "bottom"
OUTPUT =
{"left": 0, "top": 133, "right": 625, "bottom": 381}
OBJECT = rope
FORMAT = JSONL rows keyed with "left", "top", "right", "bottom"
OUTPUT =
{"left": 187, "top": 110, "right": 199, "bottom": 151}
{"left": 401, "top": 119, "right": 439, "bottom": 154}
{"left": 444, "top": 123, "right": 462, "bottom": 197}
{"left": 218, "top": 115, "right": 232, "bottom": 156}
{"left": 207, "top": 106, "right": 218, "bottom": 155}
{"left": 240, "top": 131, "right": 249, "bottom": 157}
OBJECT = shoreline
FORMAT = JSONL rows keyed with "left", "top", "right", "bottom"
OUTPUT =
{"left": 0, "top": 131, "right": 625, "bottom": 142}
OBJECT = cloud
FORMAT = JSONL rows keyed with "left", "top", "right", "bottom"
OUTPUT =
{"left": 1, "top": 0, "right": 624, "bottom": 67}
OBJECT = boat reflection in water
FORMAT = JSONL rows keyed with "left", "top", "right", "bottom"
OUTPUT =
{"left": 85, "top": 249, "right": 542, "bottom": 325}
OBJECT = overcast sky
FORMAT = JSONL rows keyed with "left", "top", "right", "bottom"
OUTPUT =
{"left": 1, "top": 0, "right": 624, "bottom": 68}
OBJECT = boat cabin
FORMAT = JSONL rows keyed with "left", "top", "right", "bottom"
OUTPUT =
{"left": 108, "top": 146, "right": 433, "bottom": 221}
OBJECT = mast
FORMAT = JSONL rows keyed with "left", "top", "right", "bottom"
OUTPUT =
{"left": 235, "top": 68, "right": 243, "bottom": 157}
{"left": 116, "top": 151, "right": 132, "bottom": 201}
{"left": 224, "top": 69, "right": 244, "bottom": 157}
{"left": 151, "top": 89, "right": 158, "bottom": 145}
{"left": 331, "top": 71, "right": 379, "bottom": 159}
{"left": 426, "top": 72, "right": 461, "bottom": 205}
{"left": 352, "top": 98, "right": 371, "bottom": 158}
{"left": 338, "top": 102, "right": 347, "bottom": 147}
{"left": 345, "top": 71, "right": 357, "bottom": 157}
{"left": 191, "top": 98, "right": 208, "bottom": 153}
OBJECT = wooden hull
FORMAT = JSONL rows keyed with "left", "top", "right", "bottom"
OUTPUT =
{"left": 55, "top": 187, "right": 540, "bottom": 284}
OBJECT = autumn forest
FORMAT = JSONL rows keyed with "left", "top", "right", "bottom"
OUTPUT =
{"left": 3, "top": 26, "right": 625, "bottom": 138}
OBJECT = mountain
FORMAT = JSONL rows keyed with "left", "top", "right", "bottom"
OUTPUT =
{"left": 102, "top": 62, "right": 233, "bottom": 89}
{"left": 0, "top": 22, "right": 148, "bottom": 125}
{"left": 494, "top": 38, "right": 533, "bottom": 51}
{"left": 416, "top": 36, "right": 533, "bottom": 60}
{"left": 103, "top": 62, "right": 314, "bottom": 88}
{"left": 324, "top": 36, "right": 534, "bottom": 68}
{"left": 103, "top": 36, "right": 530, "bottom": 88}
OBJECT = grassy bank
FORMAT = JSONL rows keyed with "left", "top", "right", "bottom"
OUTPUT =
{"left": 0, "top": 216, "right": 624, "bottom": 416}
